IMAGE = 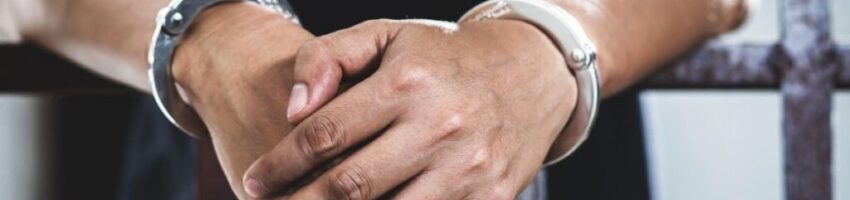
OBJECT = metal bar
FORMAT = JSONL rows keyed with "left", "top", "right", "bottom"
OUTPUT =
{"left": 644, "top": 43, "right": 780, "bottom": 88}
{"left": 781, "top": 0, "right": 834, "bottom": 199}
{"left": 645, "top": 44, "right": 850, "bottom": 89}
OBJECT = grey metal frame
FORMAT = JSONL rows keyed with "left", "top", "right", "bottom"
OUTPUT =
{"left": 646, "top": 0, "right": 846, "bottom": 199}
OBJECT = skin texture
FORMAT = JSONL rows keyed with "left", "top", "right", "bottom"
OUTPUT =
{"left": 557, "top": 0, "right": 747, "bottom": 97}
{"left": 243, "top": 19, "right": 576, "bottom": 199}
{"left": 171, "top": 3, "right": 313, "bottom": 199}
{"left": 245, "top": 0, "right": 748, "bottom": 199}
{"left": 8, "top": 0, "right": 746, "bottom": 199}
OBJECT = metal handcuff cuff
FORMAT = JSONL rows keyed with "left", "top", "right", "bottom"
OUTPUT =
{"left": 148, "top": 0, "right": 299, "bottom": 138}
{"left": 460, "top": 0, "right": 600, "bottom": 166}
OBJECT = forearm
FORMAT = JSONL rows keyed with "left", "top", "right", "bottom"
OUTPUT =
{"left": 13, "top": 0, "right": 170, "bottom": 91}
{"left": 535, "top": 0, "right": 747, "bottom": 164}
{"left": 550, "top": 0, "right": 747, "bottom": 96}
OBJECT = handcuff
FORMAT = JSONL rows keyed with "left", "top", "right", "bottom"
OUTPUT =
{"left": 147, "top": 0, "right": 298, "bottom": 139}
{"left": 460, "top": 0, "right": 601, "bottom": 166}
{"left": 148, "top": 0, "right": 600, "bottom": 165}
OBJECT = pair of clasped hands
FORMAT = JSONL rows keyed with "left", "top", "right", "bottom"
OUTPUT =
{"left": 174, "top": 2, "right": 578, "bottom": 199}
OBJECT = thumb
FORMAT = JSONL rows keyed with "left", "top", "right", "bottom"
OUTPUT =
{"left": 286, "top": 19, "right": 402, "bottom": 123}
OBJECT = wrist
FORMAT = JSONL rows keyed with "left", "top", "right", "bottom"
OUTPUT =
{"left": 467, "top": 19, "right": 580, "bottom": 154}
{"left": 501, "top": 19, "right": 581, "bottom": 161}
{"left": 172, "top": 2, "right": 310, "bottom": 105}
{"left": 459, "top": 1, "right": 602, "bottom": 165}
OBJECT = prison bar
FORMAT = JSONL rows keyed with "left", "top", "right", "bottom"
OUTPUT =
{"left": 648, "top": 0, "right": 840, "bottom": 199}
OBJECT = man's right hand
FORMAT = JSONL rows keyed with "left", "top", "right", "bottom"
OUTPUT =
{"left": 167, "top": 2, "right": 313, "bottom": 199}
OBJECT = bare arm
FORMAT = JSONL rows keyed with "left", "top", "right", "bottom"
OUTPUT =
{"left": 11, "top": 0, "right": 170, "bottom": 91}
{"left": 539, "top": 0, "right": 748, "bottom": 163}
{"left": 552, "top": 0, "right": 747, "bottom": 96}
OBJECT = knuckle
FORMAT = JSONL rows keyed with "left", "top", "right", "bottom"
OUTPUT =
{"left": 296, "top": 39, "right": 334, "bottom": 67}
{"left": 438, "top": 111, "right": 465, "bottom": 131}
{"left": 464, "top": 148, "right": 493, "bottom": 174}
{"left": 387, "top": 66, "right": 436, "bottom": 95}
{"left": 298, "top": 38, "right": 330, "bottom": 57}
{"left": 428, "top": 111, "right": 466, "bottom": 142}
{"left": 298, "top": 113, "right": 346, "bottom": 159}
{"left": 327, "top": 165, "right": 372, "bottom": 200}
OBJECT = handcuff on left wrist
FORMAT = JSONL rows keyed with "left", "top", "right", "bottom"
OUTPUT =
{"left": 148, "top": 0, "right": 299, "bottom": 139}
{"left": 460, "top": 0, "right": 601, "bottom": 166}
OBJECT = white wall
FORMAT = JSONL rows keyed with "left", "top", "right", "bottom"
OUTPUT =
{"left": 0, "top": 95, "right": 51, "bottom": 200}
{"left": 642, "top": 91, "right": 850, "bottom": 200}
{"left": 835, "top": 94, "right": 850, "bottom": 200}
{"left": 642, "top": 1, "right": 850, "bottom": 199}
{"left": 641, "top": 91, "right": 784, "bottom": 200}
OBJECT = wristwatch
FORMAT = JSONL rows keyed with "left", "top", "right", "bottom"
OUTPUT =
{"left": 147, "top": 0, "right": 299, "bottom": 138}
{"left": 460, "top": 0, "right": 601, "bottom": 166}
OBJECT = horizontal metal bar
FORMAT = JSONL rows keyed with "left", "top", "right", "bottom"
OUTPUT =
{"left": 644, "top": 44, "right": 850, "bottom": 89}
{"left": 643, "top": 43, "right": 780, "bottom": 88}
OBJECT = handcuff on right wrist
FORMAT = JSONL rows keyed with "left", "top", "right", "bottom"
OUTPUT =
{"left": 460, "top": 0, "right": 601, "bottom": 166}
{"left": 147, "top": 0, "right": 299, "bottom": 139}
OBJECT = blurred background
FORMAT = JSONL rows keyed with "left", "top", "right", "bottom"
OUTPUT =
{"left": 641, "top": 0, "right": 849, "bottom": 199}
{"left": 1, "top": 0, "right": 848, "bottom": 199}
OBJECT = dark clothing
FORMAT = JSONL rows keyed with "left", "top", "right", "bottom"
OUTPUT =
{"left": 117, "top": 98, "right": 197, "bottom": 200}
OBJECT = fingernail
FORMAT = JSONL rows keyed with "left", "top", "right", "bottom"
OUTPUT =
{"left": 244, "top": 178, "right": 268, "bottom": 197}
{"left": 287, "top": 83, "right": 308, "bottom": 119}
